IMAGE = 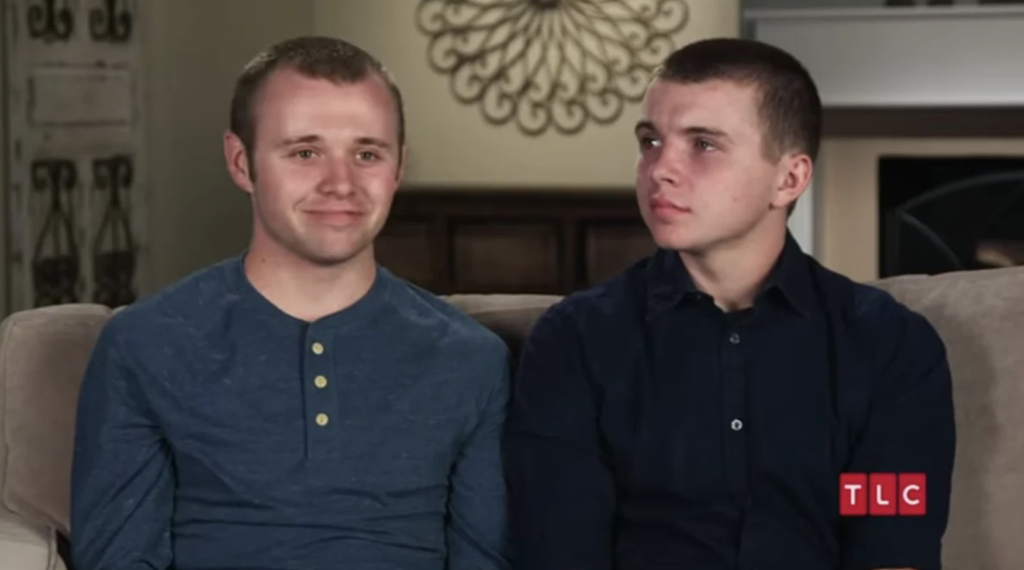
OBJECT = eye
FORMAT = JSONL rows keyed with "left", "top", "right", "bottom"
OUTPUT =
{"left": 695, "top": 139, "right": 716, "bottom": 152}
{"left": 638, "top": 134, "right": 660, "bottom": 151}
{"left": 293, "top": 149, "right": 317, "bottom": 160}
{"left": 357, "top": 150, "right": 381, "bottom": 162}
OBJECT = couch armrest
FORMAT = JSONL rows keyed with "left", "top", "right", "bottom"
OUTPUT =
{"left": 0, "top": 503, "right": 66, "bottom": 570}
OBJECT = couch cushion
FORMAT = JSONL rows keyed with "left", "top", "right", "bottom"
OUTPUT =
{"left": 0, "top": 504, "right": 65, "bottom": 570}
{"left": 873, "top": 266, "right": 1024, "bottom": 570}
{"left": 0, "top": 304, "right": 114, "bottom": 536}
{"left": 444, "top": 294, "right": 561, "bottom": 364}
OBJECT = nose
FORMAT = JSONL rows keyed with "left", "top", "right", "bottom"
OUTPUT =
{"left": 649, "top": 148, "right": 681, "bottom": 188}
{"left": 317, "top": 157, "right": 355, "bottom": 195}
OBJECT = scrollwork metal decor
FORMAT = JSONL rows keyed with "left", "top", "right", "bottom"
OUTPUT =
{"left": 415, "top": 0, "right": 688, "bottom": 136}
{"left": 92, "top": 155, "right": 137, "bottom": 305}
{"left": 28, "top": 0, "right": 75, "bottom": 41}
{"left": 90, "top": 0, "right": 133, "bottom": 43}
{"left": 30, "top": 158, "right": 81, "bottom": 306}
{"left": 92, "top": 154, "right": 137, "bottom": 306}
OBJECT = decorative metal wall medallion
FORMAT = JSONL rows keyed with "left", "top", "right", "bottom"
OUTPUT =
{"left": 415, "top": 0, "right": 689, "bottom": 136}
{"left": 90, "top": 0, "right": 133, "bottom": 43}
{"left": 30, "top": 159, "right": 80, "bottom": 306}
{"left": 28, "top": 0, "right": 75, "bottom": 41}
{"left": 91, "top": 154, "right": 137, "bottom": 306}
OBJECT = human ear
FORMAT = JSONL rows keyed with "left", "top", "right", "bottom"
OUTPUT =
{"left": 772, "top": 153, "right": 813, "bottom": 211}
{"left": 223, "top": 130, "right": 255, "bottom": 193}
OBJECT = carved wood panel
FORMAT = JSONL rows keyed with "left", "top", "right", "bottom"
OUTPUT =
{"left": 452, "top": 221, "right": 562, "bottom": 293}
{"left": 375, "top": 220, "right": 435, "bottom": 287}
{"left": 377, "top": 190, "right": 654, "bottom": 295}
{"left": 5, "top": 0, "right": 147, "bottom": 312}
{"left": 583, "top": 222, "right": 658, "bottom": 285}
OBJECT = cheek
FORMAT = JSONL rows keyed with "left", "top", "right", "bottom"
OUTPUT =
{"left": 635, "top": 163, "right": 652, "bottom": 191}
{"left": 358, "top": 168, "right": 399, "bottom": 196}
{"left": 635, "top": 149, "right": 662, "bottom": 177}
{"left": 264, "top": 157, "right": 316, "bottom": 185}
{"left": 724, "top": 166, "right": 776, "bottom": 211}
{"left": 683, "top": 157, "right": 731, "bottom": 200}
{"left": 254, "top": 162, "right": 312, "bottom": 208}
{"left": 697, "top": 156, "right": 747, "bottom": 192}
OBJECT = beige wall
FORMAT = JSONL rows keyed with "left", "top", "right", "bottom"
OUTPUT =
{"left": 313, "top": 0, "right": 740, "bottom": 189}
{"left": 143, "top": 0, "right": 315, "bottom": 292}
{"left": 818, "top": 137, "right": 1024, "bottom": 282}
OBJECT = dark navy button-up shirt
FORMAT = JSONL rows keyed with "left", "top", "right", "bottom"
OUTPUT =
{"left": 71, "top": 257, "right": 512, "bottom": 570}
{"left": 504, "top": 234, "right": 956, "bottom": 570}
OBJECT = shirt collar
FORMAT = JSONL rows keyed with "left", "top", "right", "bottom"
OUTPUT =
{"left": 645, "top": 231, "right": 816, "bottom": 321}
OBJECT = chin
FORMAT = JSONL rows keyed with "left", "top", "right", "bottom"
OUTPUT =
{"left": 647, "top": 225, "right": 705, "bottom": 253}
{"left": 318, "top": 246, "right": 372, "bottom": 266}
{"left": 291, "top": 238, "right": 372, "bottom": 267}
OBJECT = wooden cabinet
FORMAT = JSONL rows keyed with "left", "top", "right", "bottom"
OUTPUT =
{"left": 376, "top": 189, "right": 656, "bottom": 295}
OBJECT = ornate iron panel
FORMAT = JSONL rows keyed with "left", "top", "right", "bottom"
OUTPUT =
{"left": 91, "top": 154, "right": 136, "bottom": 306}
{"left": 30, "top": 158, "right": 80, "bottom": 306}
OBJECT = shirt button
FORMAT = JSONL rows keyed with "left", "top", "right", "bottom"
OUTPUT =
{"left": 731, "top": 418, "right": 744, "bottom": 431}
{"left": 311, "top": 342, "right": 324, "bottom": 355}
{"left": 728, "top": 332, "right": 741, "bottom": 344}
{"left": 315, "top": 413, "right": 329, "bottom": 426}
{"left": 314, "top": 375, "right": 328, "bottom": 389}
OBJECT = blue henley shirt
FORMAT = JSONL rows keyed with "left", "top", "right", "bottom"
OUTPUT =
{"left": 70, "top": 255, "right": 512, "bottom": 570}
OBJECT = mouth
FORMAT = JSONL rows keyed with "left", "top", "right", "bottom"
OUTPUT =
{"left": 650, "top": 197, "right": 691, "bottom": 217}
{"left": 304, "top": 209, "right": 365, "bottom": 225}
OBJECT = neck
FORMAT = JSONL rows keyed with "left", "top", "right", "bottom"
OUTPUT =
{"left": 679, "top": 222, "right": 787, "bottom": 313}
{"left": 243, "top": 235, "right": 378, "bottom": 323}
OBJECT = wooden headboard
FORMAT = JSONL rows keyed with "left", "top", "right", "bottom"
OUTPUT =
{"left": 375, "top": 188, "right": 655, "bottom": 295}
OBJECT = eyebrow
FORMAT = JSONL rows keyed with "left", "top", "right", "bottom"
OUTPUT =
{"left": 354, "top": 136, "right": 393, "bottom": 150}
{"left": 278, "top": 135, "right": 393, "bottom": 150}
{"left": 279, "top": 134, "right": 323, "bottom": 147}
{"left": 634, "top": 120, "right": 730, "bottom": 141}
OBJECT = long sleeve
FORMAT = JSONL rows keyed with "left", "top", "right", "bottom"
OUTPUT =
{"left": 70, "top": 322, "right": 175, "bottom": 570}
{"left": 502, "top": 306, "right": 617, "bottom": 570}
{"left": 445, "top": 349, "right": 512, "bottom": 570}
{"left": 841, "top": 307, "right": 957, "bottom": 570}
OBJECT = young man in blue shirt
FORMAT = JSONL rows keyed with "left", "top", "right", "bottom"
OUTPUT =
{"left": 504, "top": 38, "right": 956, "bottom": 570}
{"left": 71, "top": 36, "right": 511, "bottom": 570}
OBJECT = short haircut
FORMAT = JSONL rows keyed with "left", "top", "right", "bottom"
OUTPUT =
{"left": 229, "top": 35, "right": 405, "bottom": 172}
{"left": 655, "top": 37, "right": 822, "bottom": 163}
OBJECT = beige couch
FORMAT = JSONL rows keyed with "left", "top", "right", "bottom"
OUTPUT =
{"left": 0, "top": 267, "right": 1022, "bottom": 570}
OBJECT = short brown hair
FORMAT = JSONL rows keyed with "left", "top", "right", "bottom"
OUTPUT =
{"left": 229, "top": 36, "right": 405, "bottom": 172}
{"left": 655, "top": 38, "right": 821, "bottom": 163}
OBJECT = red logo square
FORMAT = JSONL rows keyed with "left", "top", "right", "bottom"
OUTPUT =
{"left": 839, "top": 473, "right": 867, "bottom": 516}
{"left": 869, "top": 473, "right": 897, "bottom": 516}
{"left": 899, "top": 473, "right": 927, "bottom": 516}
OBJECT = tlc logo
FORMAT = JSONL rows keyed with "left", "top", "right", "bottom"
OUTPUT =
{"left": 840, "top": 473, "right": 926, "bottom": 516}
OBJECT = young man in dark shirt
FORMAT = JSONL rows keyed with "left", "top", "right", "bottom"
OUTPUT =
{"left": 504, "top": 38, "right": 955, "bottom": 570}
{"left": 70, "top": 36, "right": 511, "bottom": 570}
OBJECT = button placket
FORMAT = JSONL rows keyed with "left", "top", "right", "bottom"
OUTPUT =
{"left": 721, "top": 324, "right": 748, "bottom": 497}
{"left": 310, "top": 341, "right": 328, "bottom": 426}
{"left": 304, "top": 335, "right": 336, "bottom": 452}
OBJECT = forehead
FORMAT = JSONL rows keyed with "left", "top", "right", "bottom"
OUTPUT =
{"left": 252, "top": 68, "right": 398, "bottom": 141}
{"left": 641, "top": 78, "right": 762, "bottom": 135}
